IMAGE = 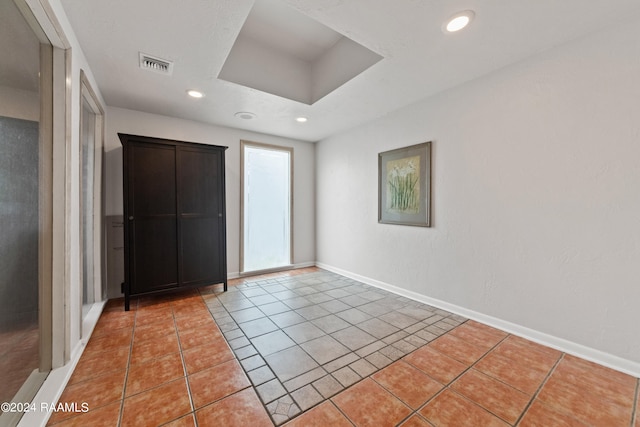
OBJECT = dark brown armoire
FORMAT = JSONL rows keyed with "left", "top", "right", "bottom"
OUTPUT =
{"left": 119, "top": 134, "right": 227, "bottom": 310}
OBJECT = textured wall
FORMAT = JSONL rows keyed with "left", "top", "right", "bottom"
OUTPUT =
{"left": 316, "top": 18, "right": 640, "bottom": 364}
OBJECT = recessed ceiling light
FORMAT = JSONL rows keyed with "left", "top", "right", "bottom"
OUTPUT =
{"left": 235, "top": 112, "right": 256, "bottom": 120}
{"left": 443, "top": 10, "right": 475, "bottom": 33}
{"left": 295, "top": 117, "right": 308, "bottom": 123}
{"left": 187, "top": 90, "right": 204, "bottom": 98}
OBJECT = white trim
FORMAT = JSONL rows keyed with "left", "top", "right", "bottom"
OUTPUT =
{"left": 79, "top": 70, "right": 106, "bottom": 339}
{"left": 316, "top": 262, "right": 640, "bottom": 378}
{"left": 0, "top": 371, "right": 48, "bottom": 427}
{"left": 227, "top": 261, "right": 316, "bottom": 280}
{"left": 240, "top": 140, "right": 294, "bottom": 275}
{"left": 22, "top": 0, "right": 70, "bottom": 48}
{"left": 17, "top": 300, "right": 106, "bottom": 427}
{"left": 80, "top": 301, "right": 107, "bottom": 344}
{"left": 293, "top": 261, "right": 316, "bottom": 269}
{"left": 50, "top": 44, "right": 67, "bottom": 370}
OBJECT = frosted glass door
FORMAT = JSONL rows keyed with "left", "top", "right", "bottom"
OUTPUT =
{"left": 242, "top": 144, "right": 292, "bottom": 273}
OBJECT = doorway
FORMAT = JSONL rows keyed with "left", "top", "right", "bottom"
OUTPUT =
{"left": 0, "top": 0, "right": 54, "bottom": 423}
{"left": 241, "top": 141, "right": 293, "bottom": 273}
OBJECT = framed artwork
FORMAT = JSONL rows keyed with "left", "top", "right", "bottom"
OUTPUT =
{"left": 378, "top": 141, "right": 431, "bottom": 227}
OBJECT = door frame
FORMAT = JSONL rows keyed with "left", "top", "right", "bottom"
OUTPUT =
{"left": 240, "top": 140, "right": 294, "bottom": 275}
{"left": 79, "top": 69, "right": 105, "bottom": 338}
{"left": 0, "top": 0, "right": 69, "bottom": 425}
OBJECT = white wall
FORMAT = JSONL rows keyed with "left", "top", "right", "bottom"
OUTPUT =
{"left": 104, "top": 107, "right": 316, "bottom": 297}
{"left": 0, "top": 86, "right": 39, "bottom": 121}
{"left": 316, "top": 17, "right": 640, "bottom": 368}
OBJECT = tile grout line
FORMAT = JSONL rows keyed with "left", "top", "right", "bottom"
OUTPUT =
{"left": 117, "top": 298, "right": 138, "bottom": 427}
{"left": 234, "top": 272, "right": 465, "bottom": 424}
{"left": 511, "top": 352, "right": 565, "bottom": 426}
{"left": 461, "top": 331, "right": 552, "bottom": 426}
{"left": 221, "top": 274, "right": 324, "bottom": 424}
{"left": 173, "top": 302, "right": 198, "bottom": 427}
{"left": 311, "top": 320, "right": 507, "bottom": 426}
{"left": 213, "top": 275, "right": 428, "bottom": 424}
{"left": 182, "top": 280, "right": 377, "bottom": 426}
{"left": 191, "top": 290, "right": 225, "bottom": 426}
{"left": 225, "top": 276, "right": 351, "bottom": 424}
{"left": 404, "top": 323, "right": 511, "bottom": 425}
{"left": 194, "top": 290, "right": 265, "bottom": 425}
{"left": 366, "top": 354, "right": 433, "bottom": 421}
{"left": 631, "top": 378, "right": 639, "bottom": 427}
{"left": 209, "top": 288, "right": 284, "bottom": 425}
{"left": 210, "top": 270, "right": 621, "bottom": 427}
{"left": 328, "top": 397, "right": 357, "bottom": 426}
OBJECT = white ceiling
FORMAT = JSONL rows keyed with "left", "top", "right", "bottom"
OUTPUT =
{"left": 218, "top": 0, "right": 383, "bottom": 105}
{"left": 241, "top": 0, "right": 343, "bottom": 62}
{"left": 59, "top": 0, "right": 640, "bottom": 142}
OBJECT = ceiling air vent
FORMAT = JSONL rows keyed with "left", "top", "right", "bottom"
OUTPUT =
{"left": 139, "top": 53, "right": 174, "bottom": 75}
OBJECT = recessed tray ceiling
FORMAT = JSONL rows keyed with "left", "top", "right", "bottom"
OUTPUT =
{"left": 218, "top": 0, "right": 383, "bottom": 105}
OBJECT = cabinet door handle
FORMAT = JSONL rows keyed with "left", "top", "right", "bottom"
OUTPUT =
{"left": 129, "top": 216, "right": 134, "bottom": 220}
{"left": 218, "top": 213, "right": 223, "bottom": 217}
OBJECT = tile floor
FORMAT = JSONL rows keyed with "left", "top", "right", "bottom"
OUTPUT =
{"left": 47, "top": 268, "right": 639, "bottom": 427}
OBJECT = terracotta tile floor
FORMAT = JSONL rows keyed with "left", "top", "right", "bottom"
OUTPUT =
{"left": 47, "top": 268, "right": 639, "bottom": 427}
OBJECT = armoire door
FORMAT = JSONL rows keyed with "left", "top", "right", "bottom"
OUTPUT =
{"left": 178, "top": 146, "right": 223, "bottom": 285}
{"left": 127, "top": 142, "right": 179, "bottom": 294}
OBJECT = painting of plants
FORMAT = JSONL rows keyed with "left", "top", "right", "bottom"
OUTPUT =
{"left": 386, "top": 156, "right": 420, "bottom": 213}
{"left": 378, "top": 141, "right": 431, "bottom": 227}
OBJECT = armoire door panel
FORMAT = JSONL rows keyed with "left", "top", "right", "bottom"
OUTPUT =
{"left": 180, "top": 217, "right": 221, "bottom": 284}
{"left": 130, "top": 143, "right": 176, "bottom": 216}
{"left": 131, "top": 217, "right": 178, "bottom": 294}
{"left": 178, "top": 148, "right": 220, "bottom": 215}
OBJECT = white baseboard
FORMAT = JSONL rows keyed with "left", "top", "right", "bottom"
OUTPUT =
{"left": 294, "top": 261, "right": 317, "bottom": 268}
{"left": 17, "top": 300, "right": 107, "bottom": 427}
{"left": 316, "top": 262, "right": 640, "bottom": 378}
{"left": 227, "top": 261, "right": 317, "bottom": 280}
